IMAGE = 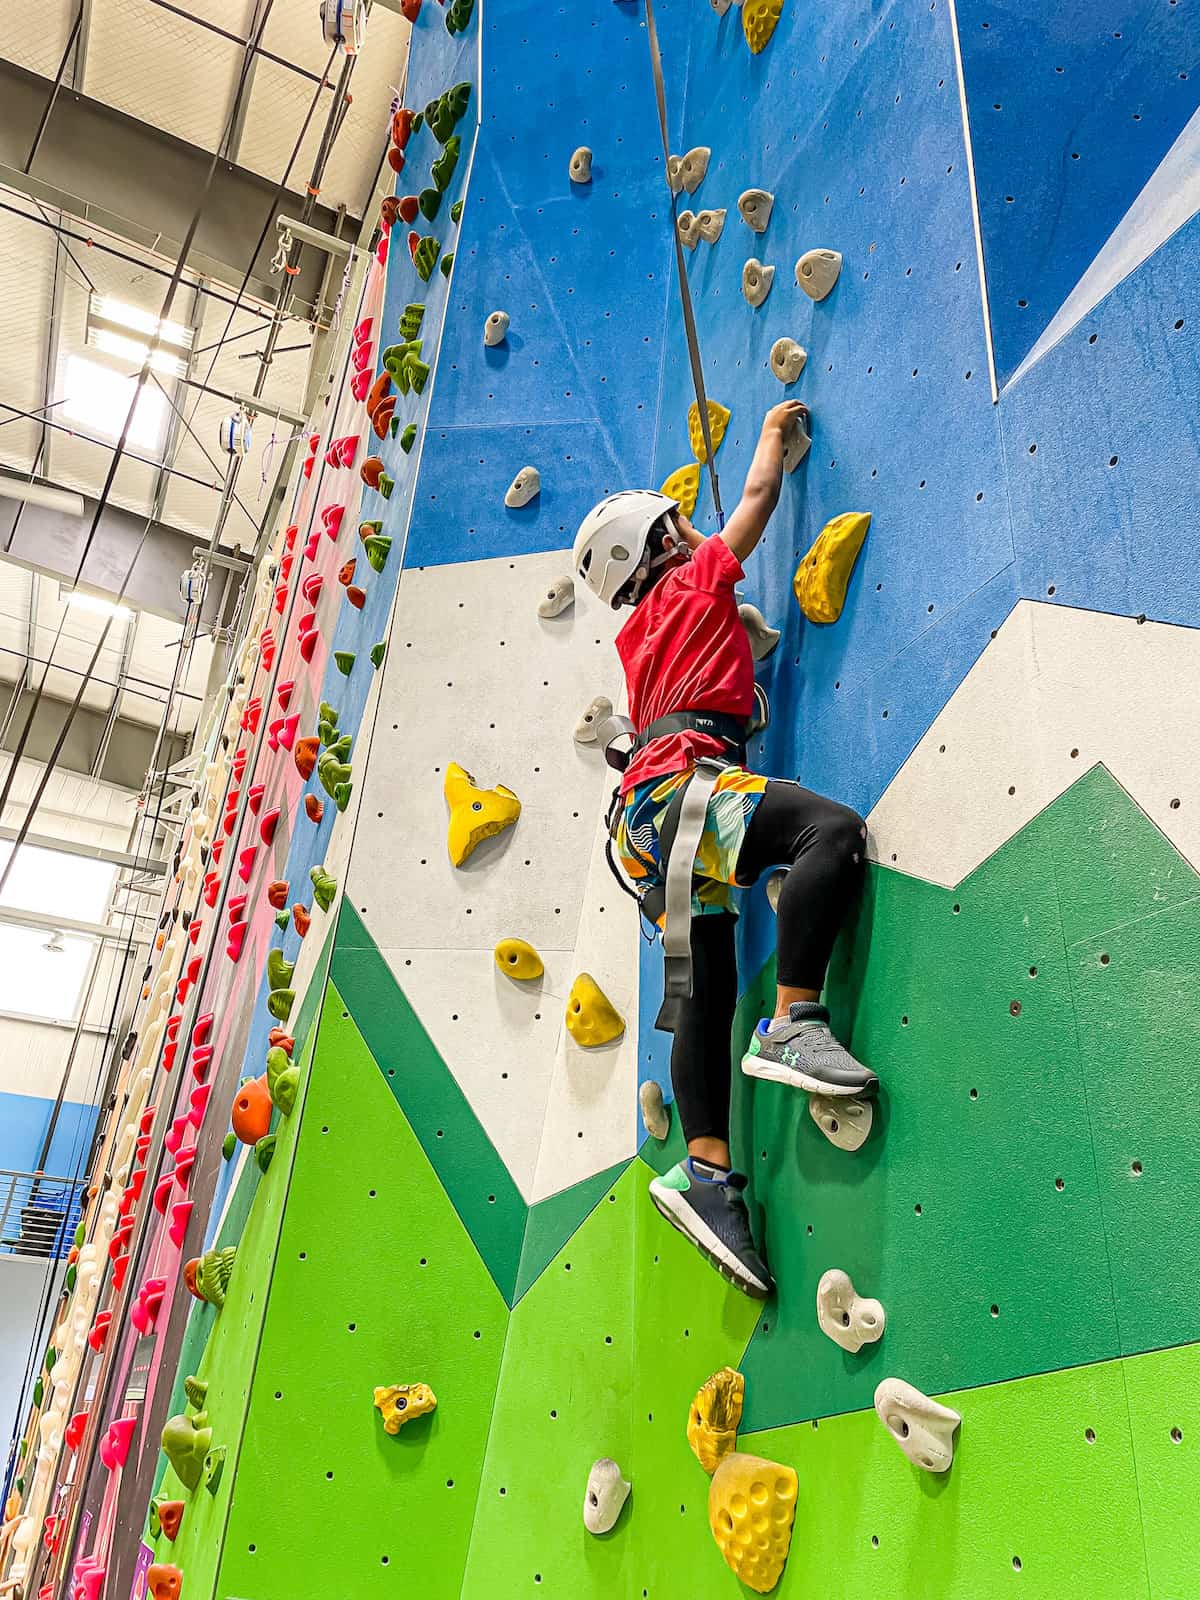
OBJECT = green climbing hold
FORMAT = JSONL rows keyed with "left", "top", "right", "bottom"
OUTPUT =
{"left": 410, "top": 110, "right": 423, "bottom": 133}
{"left": 431, "top": 138, "right": 460, "bottom": 193}
{"left": 389, "top": 418, "right": 399, "bottom": 438}
{"left": 428, "top": 81, "right": 471, "bottom": 140}
{"left": 400, "top": 424, "right": 417, "bottom": 454}
{"left": 266, "top": 1046, "right": 300, "bottom": 1116}
{"left": 334, "top": 651, "right": 356, "bottom": 675}
{"left": 318, "top": 754, "right": 353, "bottom": 800}
{"left": 450, "top": 198, "right": 463, "bottom": 224}
{"left": 203, "top": 1446, "right": 227, "bottom": 1493}
{"left": 65, "top": 1264, "right": 76, "bottom": 1292}
{"left": 408, "top": 357, "right": 430, "bottom": 392}
{"left": 74, "top": 1220, "right": 86, "bottom": 1248}
{"left": 418, "top": 187, "right": 442, "bottom": 221}
{"left": 327, "top": 733, "right": 353, "bottom": 761}
{"left": 184, "top": 1376, "right": 208, "bottom": 1409}
{"left": 414, "top": 237, "right": 441, "bottom": 281}
{"left": 196, "top": 1245, "right": 237, "bottom": 1307}
{"left": 370, "top": 641, "right": 387, "bottom": 669}
{"left": 267, "top": 988, "right": 295, "bottom": 1022}
{"left": 266, "top": 950, "right": 295, "bottom": 991}
{"left": 18, "top": 1438, "right": 25, "bottom": 1460}
{"left": 319, "top": 700, "right": 339, "bottom": 729}
{"left": 445, "top": 0, "right": 475, "bottom": 36}
{"left": 440, "top": 252, "right": 455, "bottom": 279}
{"left": 400, "top": 303, "right": 425, "bottom": 339}
{"left": 380, "top": 474, "right": 394, "bottom": 499}
{"left": 360, "top": 518, "right": 383, "bottom": 537}
{"left": 161, "top": 1385, "right": 212, "bottom": 1492}
{"left": 254, "top": 1134, "right": 276, "bottom": 1173}
{"left": 32, "top": 1378, "right": 43, "bottom": 1406}
{"left": 310, "top": 865, "right": 337, "bottom": 913}
{"left": 363, "top": 534, "right": 392, "bottom": 572}
{"left": 45, "top": 1345, "right": 56, "bottom": 1371}
{"left": 222, "top": 1132, "right": 236, "bottom": 1160}
{"left": 274, "top": 909, "right": 290, "bottom": 931}
{"left": 334, "top": 782, "right": 353, "bottom": 813}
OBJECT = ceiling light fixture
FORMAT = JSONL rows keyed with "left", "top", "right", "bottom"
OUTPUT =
{"left": 86, "top": 295, "right": 194, "bottom": 378}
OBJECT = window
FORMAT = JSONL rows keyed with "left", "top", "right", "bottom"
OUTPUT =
{"left": 0, "top": 844, "right": 116, "bottom": 1023}
{"left": 60, "top": 355, "right": 168, "bottom": 454}
{"left": 86, "top": 295, "right": 193, "bottom": 378}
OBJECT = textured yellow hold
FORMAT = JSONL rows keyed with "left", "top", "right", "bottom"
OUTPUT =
{"left": 688, "top": 1366, "right": 745, "bottom": 1474}
{"left": 687, "top": 400, "right": 731, "bottom": 464}
{"left": 708, "top": 1452, "right": 798, "bottom": 1594}
{"left": 493, "top": 938, "right": 544, "bottom": 981}
{"left": 660, "top": 463, "right": 701, "bottom": 519}
{"left": 565, "top": 973, "right": 625, "bottom": 1047}
{"left": 373, "top": 1383, "right": 437, "bottom": 1434}
{"left": 444, "top": 762, "right": 521, "bottom": 866}
{"left": 742, "top": 0, "right": 783, "bottom": 53}
{"left": 792, "top": 511, "right": 872, "bottom": 624}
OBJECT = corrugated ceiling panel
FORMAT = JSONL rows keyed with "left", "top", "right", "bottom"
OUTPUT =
{"left": 0, "top": 201, "right": 62, "bottom": 477}
{"left": 0, "top": 0, "right": 78, "bottom": 82}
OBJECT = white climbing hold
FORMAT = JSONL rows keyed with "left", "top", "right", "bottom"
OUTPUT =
{"left": 537, "top": 577, "right": 575, "bottom": 619}
{"left": 639, "top": 1079, "right": 670, "bottom": 1140}
{"left": 738, "top": 603, "right": 780, "bottom": 660}
{"left": 666, "top": 154, "right": 684, "bottom": 194}
{"left": 574, "top": 694, "right": 613, "bottom": 745}
{"left": 710, "top": 0, "right": 732, "bottom": 12}
{"left": 742, "top": 258, "right": 775, "bottom": 308}
{"left": 697, "top": 208, "right": 726, "bottom": 244}
{"left": 679, "top": 146, "right": 711, "bottom": 195}
{"left": 583, "top": 1457, "right": 631, "bottom": 1534}
{"left": 570, "top": 147, "right": 593, "bottom": 184}
{"left": 808, "top": 1092, "right": 873, "bottom": 1152}
{"left": 677, "top": 210, "right": 701, "bottom": 251}
{"left": 770, "top": 337, "right": 807, "bottom": 385}
{"left": 816, "top": 1268, "right": 886, "bottom": 1353}
{"left": 483, "top": 310, "right": 510, "bottom": 347}
{"left": 738, "top": 189, "right": 774, "bottom": 233}
{"left": 874, "top": 1379, "right": 961, "bottom": 1474}
{"left": 782, "top": 410, "right": 811, "bottom": 472}
{"left": 505, "top": 466, "right": 541, "bottom": 508}
{"left": 795, "top": 248, "right": 843, "bottom": 301}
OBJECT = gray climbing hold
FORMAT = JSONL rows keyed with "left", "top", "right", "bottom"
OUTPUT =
{"left": 537, "top": 577, "right": 575, "bottom": 619}
{"left": 742, "top": 258, "right": 775, "bottom": 308}
{"left": 679, "top": 146, "right": 711, "bottom": 194}
{"left": 770, "top": 337, "right": 807, "bottom": 385}
{"left": 697, "top": 208, "right": 726, "bottom": 244}
{"left": 484, "top": 310, "right": 510, "bottom": 347}
{"left": 782, "top": 411, "right": 811, "bottom": 473}
{"left": 710, "top": 0, "right": 732, "bottom": 12}
{"left": 795, "top": 248, "right": 843, "bottom": 301}
{"left": 737, "top": 188, "right": 774, "bottom": 233}
{"left": 573, "top": 694, "right": 613, "bottom": 745}
{"left": 874, "top": 1379, "right": 961, "bottom": 1474}
{"left": 639, "top": 1080, "right": 670, "bottom": 1140}
{"left": 676, "top": 210, "right": 700, "bottom": 251}
{"left": 816, "top": 1268, "right": 886, "bottom": 1353}
{"left": 505, "top": 466, "right": 541, "bottom": 508}
{"left": 738, "top": 603, "right": 780, "bottom": 661}
{"left": 808, "top": 1092, "right": 873, "bottom": 1152}
{"left": 583, "top": 1458, "right": 631, "bottom": 1534}
{"left": 570, "top": 147, "right": 593, "bottom": 184}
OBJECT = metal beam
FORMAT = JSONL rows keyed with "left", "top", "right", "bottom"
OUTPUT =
{"left": 0, "top": 901, "right": 148, "bottom": 946}
{"left": 0, "top": 685, "right": 188, "bottom": 792}
{"left": 0, "top": 823, "right": 163, "bottom": 874}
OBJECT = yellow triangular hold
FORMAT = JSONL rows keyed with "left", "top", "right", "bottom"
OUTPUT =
{"left": 708, "top": 1451, "right": 798, "bottom": 1593}
{"left": 565, "top": 973, "right": 625, "bottom": 1047}
{"left": 493, "top": 938, "right": 544, "bottom": 981}
{"left": 792, "top": 511, "right": 871, "bottom": 624}
{"left": 688, "top": 1367, "right": 744, "bottom": 1474}
{"left": 742, "top": 0, "right": 783, "bottom": 54}
{"left": 444, "top": 762, "right": 521, "bottom": 867}
{"left": 688, "top": 400, "right": 731, "bottom": 464}
{"left": 660, "top": 463, "right": 700, "bottom": 519}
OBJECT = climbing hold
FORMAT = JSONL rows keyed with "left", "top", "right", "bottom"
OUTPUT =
{"left": 231, "top": 1076, "right": 272, "bottom": 1144}
{"left": 310, "top": 865, "right": 337, "bottom": 912}
{"left": 254, "top": 1135, "right": 276, "bottom": 1174}
{"left": 874, "top": 1379, "right": 960, "bottom": 1473}
{"left": 444, "top": 0, "right": 476, "bottom": 33}
{"left": 697, "top": 208, "right": 726, "bottom": 244}
{"left": 334, "top": 781, "right": 353, "bottom": 812}
{"left": 583, "top": 1458, "right": 631, "bottom": 1534}
{"left": 334, "top": 651, "right": 356, "bottom": 676}
{"left": 370, "top": 641, "right": 387, "bottom": 668}
{"left": 319, "top": 701, "right": 340, "bottom": 736}
{"left": 418, "top": 187, "right": 442, "bottom": 221}
{"left": 305, "top": 795, "right": 324, "bottom": 823}
{"left": 708, "top": 1452, "right": 797, "bottom": 1592}
{"left": 639, "top": 1079, "right": 670, "bottom": 1141}
{"left": 792, "top": 512, "right": 871, "bottom": 623}
{"left": 151, "top": 1499, "right": 183, "bottom": 1542}
{"left": 203, "top": 1445, "right": 227, "bottom": 1492}
{"left": 537, "top": 577, "right": 575, "bottom": 618}
{"left": 160, "top": 1385, "right": 212, "bottom": 1492}
{"left": 400, "top": 424, "right": 417, "bottom": 453}
{"left": 676, "top": 210, "right": 701, "bottom": 251}
{"left": 222, "top": 1133, "right": 236, "bottom": 1161}
{"left": 505, "top": 466, "right": 541, "bottom": 508}
{"left": 266, "top": 1046, "right": 299, "bottom": 1116}
{"left": 266, "top": 950, "right": 294, "bottom": 991}
{"left": 688, "top": 399, "right": 731, "bottom": 463}
{"left": 295, "top": 737, "right": 319, "bottom": 780}
{"left": 795, "top": 247, "right": 842, "bottom": 301}
{"left": 738, "top": 603, "right": 780, "bottom": 660}
{"left": 267, "top": 881, "right": 289, "bottom": 910}
{"left": 444, "top": 764, "right": 521, "bottom": 866}
{"left": 660, "top": 463, "right": 700, "bottom": 518}
{"left": 379, "top": 473, "right": 394, "bottom": 499}
{"left": 688, "top": 1367, "right": 744, "bottom": 1474}
{"left": 816, "top": 1268, "right": 886, "bottom": 1352}
{"left": 318, "top": 753, "right": 353, "bottom": 801}
{"left": 364, "top": 534, "right": 392, "bottom": 571}
{"left": 565, "top": 973, "right": 624, "bottom": 1047}
{"left": 373, "top": 1383, "right": 438, "bottom": 1433}
{"left": 710, "top": 0, "right": 732, "bottom": 12}
{"left": 194, "top": 1247, "right": 236, "bottom": 1309}
{"left": 573, "top": 694, "right": 612, "bottom": 744}
{"left": 738, "top": 189, "right": 774, "bottom": 233}
{"left": 493, "top": 938, "right": 544, "bottom": 981}
{"left": 267, "top": 989, "right": 294, "bottom": 1022}
{"left": 259, "top": 806, "right": 280, "bottom": 845}
{"left": 431, "top": 138, "right": 460, "bottom": 192}
{"left": 569, "top": 146, "right": 593, "bottom": 184}
{"left": 742, "top": 258, "right": 775, "bottom": 307}
{"left": 361, "top": 456, "right": 385, "bottom": 489}
{"left": 451, "top": 198, "right": 464, "bottom": 223}
{"left": 484, "top": 310, "right": 509, "bottom": 346}
{"left": 372, "top": 397, "right": 396, "bottom": 438}
{"left": 293, "top": 904, "right": 312, "bottom": 937}
{"left": 145, "top": 1564, "right": 181, "bottom": 1600}
{"left": 439, "top": 252, "right": 455, "bottom": 278}
{"left": 769, "top": 337, "right": 807, "bottom": 385}
{"left": 742, "top": 0, "right": 784, "bottom": 53}
{"left": 677, "top": 146, "right": 710, "bottom": 194}
{"left": 346, "top": 584, "right": 367, "bottom": 610}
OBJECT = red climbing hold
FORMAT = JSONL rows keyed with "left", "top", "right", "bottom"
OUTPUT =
{"left": 346, "top": 585, "right": 367, "bottom": 610}
{"left": 226, "top": 922, "right": 247, "bottom": 963}
{"left": 267, "top": 880, "right": 289, "bottom": 909}
{"left": 305, "top": 794, "right": 324, "bottom": 823}
{"left": 299, "top": 628, "right": 319, "bottom": 663}
{"left": 237, "top": 845, "right": 258, "bottom": 883}
{"left": 259, "top": 807, "right": 280, "bottom": 845}
{"left": 276, "top": 679, "right": 294, "bottom": 709}
{"left": 188, "top": 1084, "right": 211, "bottom": 1128}
{"left": 387, "top": 145, "right": 407, "bottom": 175}
{"left": 338, "top": 559, "right": 357, "bottom": 587}
{"left": 247, "top": 783, "right": 264, "bottom": 816}
{"left": 392, "top": 108, "right": 414, "bottom": 148}
{"left": 293, "top": 904, "right": 312, "bottom": 938}
{"left": 398, "top": 195, "right": 420, "bottom": 224}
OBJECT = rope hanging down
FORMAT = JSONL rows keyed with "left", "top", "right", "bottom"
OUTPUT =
{"left": 642, "top": 0, "right": 724, "bottom": 527}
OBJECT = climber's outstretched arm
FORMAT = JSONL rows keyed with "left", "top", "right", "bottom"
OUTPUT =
{"left": 720, "top": 401, "right": 809, "bottom": 565}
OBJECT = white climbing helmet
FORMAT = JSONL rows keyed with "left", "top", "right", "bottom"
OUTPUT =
{"left": 573, "top": 490, "right": 680, "bottom": 608}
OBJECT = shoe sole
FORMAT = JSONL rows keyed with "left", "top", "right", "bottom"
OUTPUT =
{"left": 741, "top": 1050, "right": 878, "bottom": 1098}
{"left": 648, "top": 1182, "right": 771, "bottom": 1300}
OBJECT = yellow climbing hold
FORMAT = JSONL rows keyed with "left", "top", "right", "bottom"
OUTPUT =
{"left": 444, "top": 762, "right": 522, "bottom": 867}
{"left": 742, "top": 0, "right": 783, "bottom": 54}
{"left": 688, "top": 400, "right": 731, "bottom": 464}
{"left": 565, "top": 973, "right": 625, "bottom": 1048}
{"left": 708, "top": 1451, "right": 798, "bottom": 1594}
{"left": 373, "top": 1383, "right": 437, "bottom": 1433}
{"left": 660, "top": 463, "right": 701, "bottom": 520}
{"left": 792, "top": 512, "right": 872, "bottom": 624}
{"left": 493, "top": 938, "right": 544, "bottom": 981}
{"left": 688, "top": 1367, "right": 744, "bottom": 1475}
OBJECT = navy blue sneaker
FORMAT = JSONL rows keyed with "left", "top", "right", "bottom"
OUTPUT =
{"left": 742, "top": 1001, "right": 879, "bottom": 1097}
{"left": 648, "top": 1160, "right": 772, "bottom": 1300}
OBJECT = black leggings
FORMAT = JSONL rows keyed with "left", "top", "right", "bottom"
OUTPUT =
{"left": 670, "top": 780, "right": 866, "bottom": 1144}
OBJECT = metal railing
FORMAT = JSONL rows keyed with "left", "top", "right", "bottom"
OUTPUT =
{"left": 0, "top": 1170, "right": 86, "bottom": 1259}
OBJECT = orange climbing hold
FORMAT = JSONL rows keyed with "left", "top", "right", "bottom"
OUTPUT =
{"left": 231, "top": 1076, "right": 272, "bottom": 1145}
{"left": 295, "top": 737, "right": 319, "bottom": 780}
{"left": 145, "top": 1565, "right": 182, "bottom": 1600}
{"left": 293, "top": 904, "right": 312, "bottom": 938}
{"left": 305, "top": 794, "right": 324, "bottom": 823}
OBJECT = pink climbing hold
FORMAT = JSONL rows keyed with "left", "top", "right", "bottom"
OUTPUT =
{"left": 280, "top": 553, "right": 294, "bottom": 581}
{"left": 259, "top": 806, "right": 281, "bottom": 845}
{"left": 211, "top": 836, "right": 225, "bottom": 864}
{"left": 188, "top": 1084, "right": 211, "bottom": 1128}
{"left": 299, "top": 627, "right": 319, "bottom": 664}
{"left": 99, "top": 1416, "right": 137, "bottom": 1471}
{"left": 168, "top": 1201, "right": 192, "bottom": 1248}
{"left": 129, "top": 1278, "right": 165, "bottom": 1335}
{"left": 139, "top": 1104, "right": 156, "bottom": 1134}
{"left": 302, "top": 574, "right": 323, "bottom": 603}
{"left": 237, "top": 845, "right": 257, "bottom": 883}
{"left": 280, "top": 714, "right": 300, "bottom": 750}
{"left": 247, "top": 783, "right": 264, "bottom": 816}
{"left": 260, "top": 630, "right": 275, "bottom": 671}
{"left": 165, "top": 1014, "right": 182, "bottom": 1042}
{"left": 284, "top": 523, "right": 299, "bottom": 551}
{"left": 152, "top": 1174, "right": 174, "bottom": 1215}
{"left": 304, "top": 529, "right": 321, "bottom": 562}
{"left": 232, "top": 749, "right": 248, "bottom": 782}
{"left": 351, "top": 369, "right": 371, "bottom": 402}
{"left": 77, "top": 1562, "right": 106, "bottom": 1600}
{"left": 164, "top": 1112, "right": 189, "bottom": 1155}
{"left": 376, "top": 234, "right": 389, "bottom": 266}
{"left": 241, "top": 698, "right": 262, "bottom": 734}
{"left": 276, "top": 679, "right": 294, "bottom": 709}
{"left": 352, "top": 341, "right": 373, "bottom": 373}
{"left": 192, "top": 1013, "right": 213, "bottom": 1047}
{"left": 274, "top": 583, "right": 289, "bottom": 614}
{"left": 227, "top": 894, "right": 247, "bottom": 923}
{"left": 161, "top": 1040, "right": 178, "bottom": 1073}
{"left": 354, "top": 316, "right": 373, "bottom": 345}
{"left": 338, "top": 436, "right": 358, "bottom": 467}
{"left": 226, "top": 922, "right": 247, "bottom": 963}
{"left": 323, "top": 504, "right": 346, "bottom": 538}
{"left": 188, "top": 917, "right": 203, "bottom": 946}
{"left": 190, "top": 1044, "right": 214, "bottom": 1082}
{"left": 111, "top": 1253, "right": 130, "bottom": 1291}
{"left": 173, "top": 1148, "right": 196, "bottom": 1190}
{"left": 267, "top": 717, "right": 284, "bottom": 753}
{"left": 120, "top": 1168, "right": 146, "bottom": 1210}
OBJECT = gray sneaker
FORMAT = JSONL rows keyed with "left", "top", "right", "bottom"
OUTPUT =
{"left": 741, "top": 1002, "right": 878, "bottom": 1097}
{"left": 649, "top": 1161, "right": 773, "bottom": 1300}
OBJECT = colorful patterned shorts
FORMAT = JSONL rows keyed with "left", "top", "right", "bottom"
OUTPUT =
{"left": 616, "top": 765, "right": 770, "bottom": 921}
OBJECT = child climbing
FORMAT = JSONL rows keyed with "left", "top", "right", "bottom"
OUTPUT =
{"left": 573, "top": 400, "right": 878, "bottom": 1300}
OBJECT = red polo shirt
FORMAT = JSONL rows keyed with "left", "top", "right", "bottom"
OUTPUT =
{"left": 615, "top": 534, "right": 755, "bottom": 794}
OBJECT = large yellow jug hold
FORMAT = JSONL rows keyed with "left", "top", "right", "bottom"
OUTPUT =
{"left": 687, "top": 400, "right": 731, "bottom": 464}
{"left": 793, "top": 511, "right": 871, "bottom": 624}
{"left": 660, "top": 463, "right": 701, "bottom": 519}
{"left": 688, "top": 1366, "right": 744, "bottom": 1474}
{"left": 444, "top": 762, "right": 521, "bottom": 867}
{"left": 708, "top": 1451, "right": 798, "bottom": 1594}
{"left": 493, "top": 938, "right": 544, "bottom": 981}
{"left": 565, "top": 973, "right": 625, "bottom": 1047}
{"left": 742, "top": 0, "right": 784, "bottom": 53}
